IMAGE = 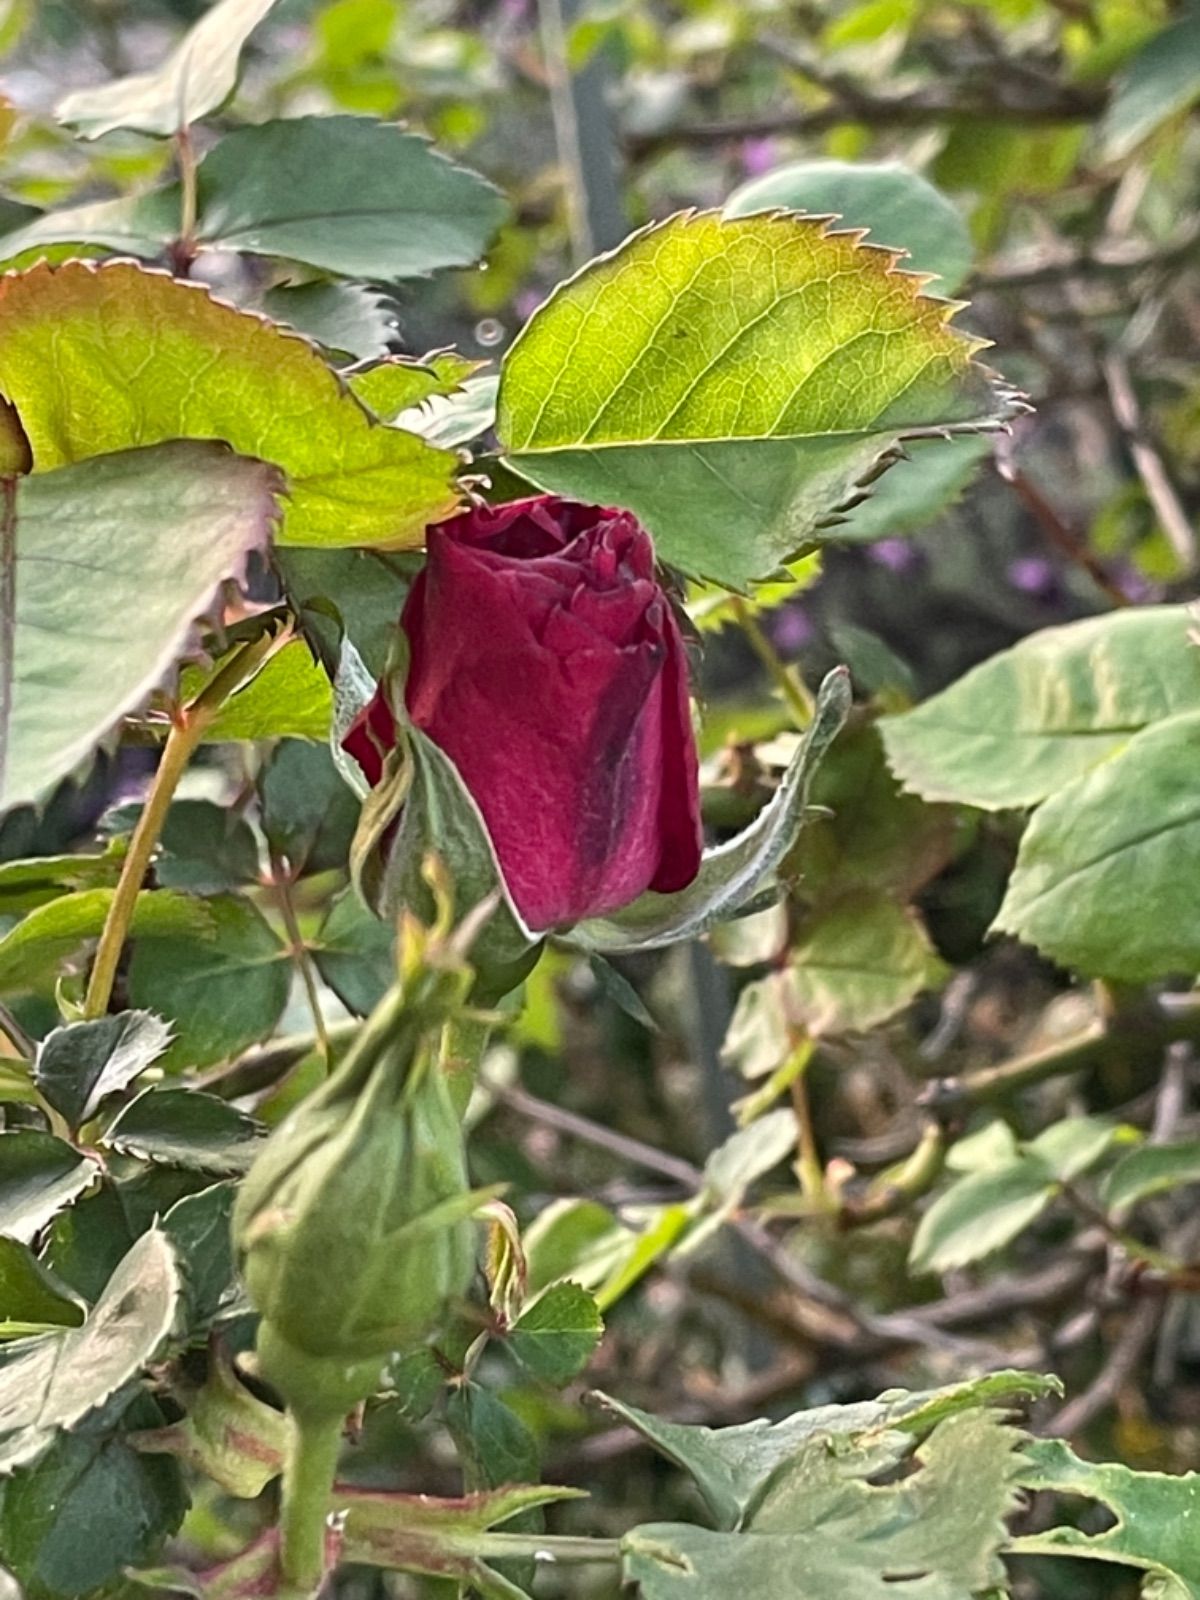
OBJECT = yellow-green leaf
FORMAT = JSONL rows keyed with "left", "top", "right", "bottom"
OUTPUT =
{"left": 497, "top": 212, "right": 1010, "bottom": 588}
{"left": 0, "top": 260, "right": 460, "bottom": 550}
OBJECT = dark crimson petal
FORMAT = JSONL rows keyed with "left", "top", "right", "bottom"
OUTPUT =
{"left": 648, "top": 606, "right": 704, "bottom": 893}
{"left": 342, "top": 689, "right": 398, "bottom": 788}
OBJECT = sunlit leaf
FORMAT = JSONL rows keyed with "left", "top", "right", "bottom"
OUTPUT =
{"left": 498, "top": 213, "right": 1010, "bottom": 587}
{"left": 0, "top": 261, "right": 460, "bottom": 550}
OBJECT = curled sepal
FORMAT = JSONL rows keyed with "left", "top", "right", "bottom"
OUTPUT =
{"left": 346, "top": 647, "right": 543, "bottom": 998}
{"left": 568, "top": 667, "right": 851, "bottom": 954}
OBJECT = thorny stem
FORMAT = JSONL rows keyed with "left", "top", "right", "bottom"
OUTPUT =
{"left": 730, "top": 596, "right": 814, "bottom": 727}
{"left": 83, "top": 627, "right": 288, "bottom": 1020}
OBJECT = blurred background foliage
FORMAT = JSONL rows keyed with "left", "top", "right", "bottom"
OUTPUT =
{"left": 3, "top": 2, "right": 1200, "bottom": 1596}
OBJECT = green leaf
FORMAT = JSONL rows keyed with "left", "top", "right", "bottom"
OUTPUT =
{"left": 724, "top": 159, "right": 973, "bottom": 291}
{"left": 993, "top": 711, "right": 1200, "bottom": 980}
{"left": 788, "top": 721, "right": 957, "bottom": 903}
{"left": 508, "top": 1282, "right": 603, "bottom": 1385}
{"left": 596, "top": 1371, "right": 1054, "bottom": 1533}
{"left": 522, "top": 1198, "right": 636, "bottom": 1297}
{"left": 622, "top": 1409, "right": 1022, "bottom": 1600}
{"left": 8, "top": 118, "right": 508, "bottom": 284}
{"left": 56, "top": 0, "right": 281, "bottom": 138}
{"left": 0, "top": 1237, "right": 84, "bottom": 1335}
{"left": 0, "top": 850, "right": 124, "bottom": 916}
{"left": 190, "top": 117, "right": 507, "bottom": 279}
{"left": 910, "top": 1116, "right": 1119, "bottom": 1273}
{"left": 0, "top": 260, "right": 460, "bottom": 550}
{"left": 348, "top": 352, "right": 478, "bottom": 422}
{"left": 701, "top": 1109, "right": 796, "bottom": 1215}
{"left": 102, "top": 1088, "right": 265, "bottom": 1176}
{"left": 1099, "top": 6, "right": 1200, "bottom": 162}
{"left": 160, "top": 1182, "right": 240, "bottom": 1332}
{"left": 0, "top": 1229, "right": 181, "bottom": 1472}
{"left": 0, "top": 1410, "right": 187, "bottom": 1598}
{"left": 138, "top": 800, "right": 260, "bottom": 896}
{"left": 497, "top": 212, "right": 1009, "bottom": 587}
{"left": 1101, "top": 1141, "right": 1200, "bottom": 1212}
{"left": 178, "top": 640, "right": 333, "bottom": 743}
{"left": 0, "top": 888, "right": 213, "bottom": 995}
{"left": 406, "top": 375, "right": 500, "bottom": 449}
{"left": 881, "top": 605, "right": 1200, "bottom": 810}
{"left": 277, "top": 547, "right": 411, "bottom": 678}
{"left": 784, "top": 893, "right": 947, "bottom": 1035}
{"left": 570, "top": 668, "right": 850, "bottom": 951}
{"left": 0, "top": 440, "right": 282, "bottom": 813}
{"left": 0, "top": 1131, "right": 100, "bottom": 1245}
{"left": 261, "top": 281, "right": 398, "bottom": 361}
{"left": 35, "top": 1012, "right": 172, "bottom": 1130}
{"left": 257, "top": 738, "right": 362, "bottom": 875}
{"left": 1013, "top": 1437, "right": 1200, "bottom": 1598}
{"left": 127, "top": 896, "right": 290, "bottom": 1070}
{"left": 310, "top": 888, "right": 395, "bottom": 1016}
{"left": 831, "top": 434, "right": 992, "bottom": 542}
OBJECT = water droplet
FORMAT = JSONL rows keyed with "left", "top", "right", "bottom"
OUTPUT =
{"left": 475, "top": 317, "right": 505, "bottom": 348}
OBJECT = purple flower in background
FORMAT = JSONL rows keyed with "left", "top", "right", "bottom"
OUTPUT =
{"left": 869, "top": 538, "right": 924, "bottom": 575}
{"left": 769, "top": 603, "right": 814, "bottom": 658}
{"left": 740, "top": 138, "right": 779, "bottom": 177}
{"left": 1007, "top": 556, "right": 1063, "bottom": 605}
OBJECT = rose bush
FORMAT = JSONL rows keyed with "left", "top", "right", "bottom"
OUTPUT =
{"left": 343, "top": 496, "right": 703, "bottom": 930}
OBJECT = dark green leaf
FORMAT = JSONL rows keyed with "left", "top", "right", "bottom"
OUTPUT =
{"left": 0, "top": 888, "right": 213, "bottom": 996}
{"left": 276, "top": 548, "right": 411, "bottom": 679}
{"left": 152, "top": 801, "right": 260, "bottom": 896}
{"left": 261, "top": 281, "right": 398, "bottom": 360}
{"left": 258, "top": 739, "right": 362, "bottom": 875}
{"left": 0, "top": 1238, "right": 84, "bottom": 1335}
{"left": 1099, "top": 6, "right": 1200, "bottom": 161}
{"left": 160, "top": 1183, "right": 240, "bottom": 1332}
{"left": 0, "top": 1131, "right": 100, "bottom": 1246}
{"left": 310, "top": 888, "right": 395, "bottom": 1016}
{"left": 0, "top": 1410, "right": 187, "bottom": 1597}
{"left": 35, "top": 1012, "right": 172, "bottom": 1130}
{"left": 126, "top": 896, "right": 291, "bottom": 1070}
{"left": 508, "top": 1282, "right": 603, "bottom": 1385}
{"left": 178, "top": 641, "right": 333, "bottom": 744}
{"left": 103, "top": 1089, "right": 265, "bottom": 1177}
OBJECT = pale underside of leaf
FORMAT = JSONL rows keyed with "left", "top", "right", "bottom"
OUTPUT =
{"left": 56, "top": 0, "right": 281, "bottom": 139}
{"left": 0, "top": 440, "right": 282, "bottom": 813}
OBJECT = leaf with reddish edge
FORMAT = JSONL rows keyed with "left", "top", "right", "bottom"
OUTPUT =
{"left": 0, "top": 439, "right": 283, "bottom": 814}
{"left": 0, "top": 260, "right": 461, "bottom": 551}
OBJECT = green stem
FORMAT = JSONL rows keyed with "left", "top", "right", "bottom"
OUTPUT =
{"left": 172, "top": 126, "right": 199, "bottom": 275}
{"left": 83, "top": 628, "right": 287, "bottom": 1020}
{"left": 444, "top": 1531, "right": 622, "bottom": 1565}
{"left": 730, "top": 596, "right": 814, "bottom": 727}
{"left": 279, "top": 1411, "right": 344, "bottom": 1593}
{"left": 269, "top": 852, "right": 332, "bottom": 1073}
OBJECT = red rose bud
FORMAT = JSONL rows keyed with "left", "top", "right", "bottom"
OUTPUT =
{"left": 343, "top": 497, "right": 703, "bottom": 931}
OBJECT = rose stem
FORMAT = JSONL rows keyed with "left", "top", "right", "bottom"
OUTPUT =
{"left": 278, "top": 1411, "right": 343, "bottom": 1593}
{"left": 83, "top": 625, "right": 289, "bottom": 1020}
{"left": 729, "top": 596, "right": 814, "bottom": 727}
